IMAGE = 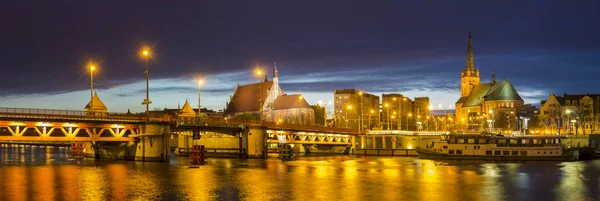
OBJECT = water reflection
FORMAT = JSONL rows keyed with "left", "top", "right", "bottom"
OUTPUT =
{"left": 0, "top": 146, "right": 600, "bottom": 201}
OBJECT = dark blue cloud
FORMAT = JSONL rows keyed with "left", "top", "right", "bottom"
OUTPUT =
{"left": 0, "top": 0, "right": 599, "bottom": 110}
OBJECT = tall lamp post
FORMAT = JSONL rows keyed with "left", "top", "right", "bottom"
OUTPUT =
{"left": 346, "top": 105, "right": 352, "bottom": 129}
{"left": 89, "top": 64, "right": 95, "bottom": 100}
{"left": 197, "top": 79, "right": 204, "bottom": 122}
{"left": 385, "top": 103, "right": 390, "bottom": 130}
{"left": 438, "top": 104, "right": 451, "bottom": 132}
{"left": 407, "top": 113, "right": 412, "bottom": 131}
{"left": 141, "top": 48, "right": 152, "bottom": 121}
{"left": 394, "top": 97, "right": 407, "bottom": 130}
{"left": 359, "top": 91, "right": 363, "bottom": 133}
{"left": 88, "top": 64, "right": 96, "bottom": 116}
{"left": 256, "top": 69, "right": 263, "bottom": 125}
{"left": 489, "top": 109, "right": 495, "bottom": 133}
{"left": 369, "top": 109, "right": 374, "bottom": 130}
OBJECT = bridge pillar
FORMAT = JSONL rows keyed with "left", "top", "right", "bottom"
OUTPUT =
{"left": 81, "top": 123, "right": 169, "bottom": 162}
{"left": 245, "top": 126, "right": 267, "bottom": 158}
{"left": 136, "top": 123, "right": 170, "bottom": 162}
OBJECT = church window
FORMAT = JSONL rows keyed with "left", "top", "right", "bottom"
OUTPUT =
{"left": 511, "top": 102, "right": 514, "bottom": 108}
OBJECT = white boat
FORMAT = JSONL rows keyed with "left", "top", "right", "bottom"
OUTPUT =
{"left": 416, "top": 134, "right": 578, "bottom": 161}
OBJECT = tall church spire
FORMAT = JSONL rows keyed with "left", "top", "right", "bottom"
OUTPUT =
{"left": 460, "top": 29, "right": 480, "bottom": 98}
{"left": 464, "top": 29, "right": 476, "bottom": 75}
{"left": 273, "top": 63, "right": 278, "bottom": 78}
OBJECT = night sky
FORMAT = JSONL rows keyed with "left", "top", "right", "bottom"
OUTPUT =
{"left": 1, "top": 1, "right": 599, "bottom": 113}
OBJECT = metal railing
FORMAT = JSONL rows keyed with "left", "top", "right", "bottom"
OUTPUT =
{"left": 177, "top": 119, "right": 359, "bottom": 134}
{"left": 0, "top": 107, "right": 164, "bottom": 122}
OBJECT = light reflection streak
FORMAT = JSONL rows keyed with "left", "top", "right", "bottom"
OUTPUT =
{"left": 32, "top": 166, "right": 56, "bottom": 201}
{"left": 558, "top": 162, "right": 588, "bottom": 201}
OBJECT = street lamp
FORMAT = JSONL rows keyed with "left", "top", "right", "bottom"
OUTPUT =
{"left": 566, "top": 109, "right": 571, "bottom": 134}
{"left": 358, "top": 91, "right": 363, "bottom": 133}
{"left": 407, "top": 113, "right": 412, "bottom": 131}
{"left": 346, "top": 105, "right": 352, "bottom": 129}
{"left": 385, "top": 103, "right": 390, "bottom": 130}
{"left": 394, "top": 97, "right": 407, "bottom": 130}
{"left": 140, "top": 48, "right": 152, "bottom": 121}
{"left": 87, "top": 63, "right": 96, "bottom": 116}
{"left": 89, "top": 64, "right": 95, "bottom": 100}
{"left": 197, "top": 79, "right": 204, "bottom": 122}
{"left": 256, "top": 69, "right": 263, "bottom": 125}
{"left": 369, "top": 109, "right": 374, "bottom": 130}
{"left": 391, "top": 115, "right": 396, "bottom": 130}
{"left": 489, "top": 109, "right": 495, "bottom": 133}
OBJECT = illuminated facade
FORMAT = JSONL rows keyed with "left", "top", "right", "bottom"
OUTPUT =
{"left": 455, "top": 31, "right": 524, "bottom": 132}
{"left": 539, "top": 93, "right": 600, "bottom": 134}
{"left": 334, "top": 89, "right": 379, "bottom": 130}
{"left": 224, "top": 66, "right": 314, "bottom": 125}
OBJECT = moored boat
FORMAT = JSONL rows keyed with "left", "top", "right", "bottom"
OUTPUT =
{"left": 416, "top": 134, "right": 578, "bottom": 161}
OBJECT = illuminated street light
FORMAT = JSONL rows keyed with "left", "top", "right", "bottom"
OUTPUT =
{"left": 197, "top": 79, "right": 204, "bottom": 122}
{"left": 88, "top": 64, "right": 96, "bottom": 100}
{"left": 385, "top": 103, "right": 390, "bottom": 130}
{"left": 140, "top": 47, "right": 152, "bottom": 121}
{"left": 256, "top": 69, "right": 263, "bottom": 125}
{"left": 345, "top": 105, "right": 353, "bottom": 129}
{"left": 358, "top": 91, "right": 363, "bottom": 133}
{"left": 489, "top": 109, "right": 495, "bottom": 133}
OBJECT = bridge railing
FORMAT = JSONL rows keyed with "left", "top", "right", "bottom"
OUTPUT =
{"left": 176, "top": 119, "right": 359, "bottom": 134}
{"left": 0, "top": 107, "right": 155, "bottom": 122}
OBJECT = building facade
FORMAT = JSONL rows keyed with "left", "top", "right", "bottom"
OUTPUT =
{"left": 413, "top": 97, "right": 430, "bottom": 129}
{"left": 224, "top": 65, "right": 315, "bottom": 125}
{"left": 381, "top": 94, "right": 412, "bottom": 130}
{"left": 539, "top": 93, "right": 600, "bottom": 135}
{"left": 455, "top": 31, "right": 524, "bottom": 133}
{"left": 333, "top": 89, "right": 379, "bottom": 131}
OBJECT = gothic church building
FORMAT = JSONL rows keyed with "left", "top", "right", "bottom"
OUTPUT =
{"left": 225, "top": 65, "right": 315, "bottom": 125}
{"left": 455, "top": 31, "right": 524, "bottom": 132}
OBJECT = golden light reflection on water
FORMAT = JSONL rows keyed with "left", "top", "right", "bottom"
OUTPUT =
{"left": 106, "top": 164, "right": 127, "bottom": 201}
{"left": 176, "top": 165, "right": 218, "bottom": 200}
{"left": 3, "top": 167, "right": 27, "bottom": 201}
{"left": 58, "top": 165, "right": 79, "bottom": 201}
{"left": 78, "top": 167, "right": 108, "bottom": 201}
{"left": 1, "top": 147, "right": 600, "bottom": 201}
{"left": 558, "top": 162, "right": 588, "bottom": 201}
{"left": 32, "top": 166, "right": 56, "bottom": 201}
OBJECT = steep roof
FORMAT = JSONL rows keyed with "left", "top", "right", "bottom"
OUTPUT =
{"left": 462, "top": 80, "right": 523, "bottom": 107}
{"left": 84, "top": 92, "right": 107, "bottom": 111}
{"left": 178, "top": 100, "right": 196, "bottom": 117}
{"left": 273, "top": 94, "right": 311, "bottom": 110}
{"left": 456, "top": 97, "right": 468, "bottom": 105}
{"left": 224, "top": 81, "right": 274, "bottom": 115}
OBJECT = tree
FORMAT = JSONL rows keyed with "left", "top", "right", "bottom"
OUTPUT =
{"left": 234, "top": 113, "right": 257, "bottom": 124}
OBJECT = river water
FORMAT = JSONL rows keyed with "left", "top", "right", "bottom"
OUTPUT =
{"left": 0, "top": 145, "right": 599, "bottom": 201}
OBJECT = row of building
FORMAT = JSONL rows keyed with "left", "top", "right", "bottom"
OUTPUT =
{"left": 332, "top": 89, "right": 430, "bottom": 131}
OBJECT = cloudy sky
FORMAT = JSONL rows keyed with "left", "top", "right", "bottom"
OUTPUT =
{"left": 1, "top": 0, "right": 599, "bottom": 113}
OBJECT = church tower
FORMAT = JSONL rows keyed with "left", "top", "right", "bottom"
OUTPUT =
{"left": 460, "top": 30, "right": 480, "bottom": 97}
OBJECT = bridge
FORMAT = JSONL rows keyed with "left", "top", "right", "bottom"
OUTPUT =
{"left": 171, "top": 120, "right": 360, "bottom": 158}
{"left": 0, "top": 107, "right": 155, "bottom": 142}
{"left": 0, "top": 107, "right": 172, "bottom": 162}
{"left": 0, "top": 107, "right": 364, "bottom": 160}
